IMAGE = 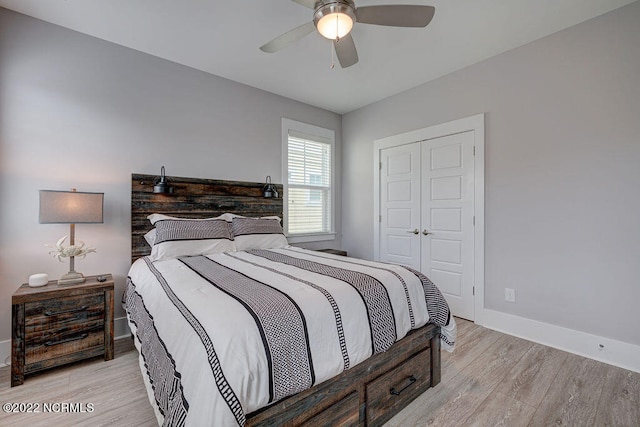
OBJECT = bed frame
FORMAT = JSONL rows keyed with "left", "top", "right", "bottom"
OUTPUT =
{"left": 130, "top": 173, "right": 442, "bottom": 426}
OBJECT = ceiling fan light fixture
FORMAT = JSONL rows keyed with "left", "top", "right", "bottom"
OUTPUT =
{"left": 316, "top": 13, "right": 353, "bottom": 39}
{"left": 260, "top": 0, "right": 435, "bottom": 69}
{"left": 314, "top": 1, "right": 356, "bottom": 40}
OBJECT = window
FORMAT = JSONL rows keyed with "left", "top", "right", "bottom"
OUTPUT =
{"left": 282, "top": 119, "right": 335, "bottom": 242}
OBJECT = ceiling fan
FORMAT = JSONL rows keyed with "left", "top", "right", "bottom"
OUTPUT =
{"left": 259, "top": 0, "right": 435, "bottom": 68}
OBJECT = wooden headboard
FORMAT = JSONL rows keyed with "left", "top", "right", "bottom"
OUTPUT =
{"left": 131, "top": 174, "right": 283, "bottom": 263}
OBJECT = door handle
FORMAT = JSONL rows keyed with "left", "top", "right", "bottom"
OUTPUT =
{"left": 422, "top": 229, "right": 432, "bottom": 235}
{"left": 406, "top": 229, "right": 419, "bottom": 235}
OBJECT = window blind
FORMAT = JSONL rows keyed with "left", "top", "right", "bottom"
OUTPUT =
{"left": 287, "top": 131, "right": 332, "bottom": 235}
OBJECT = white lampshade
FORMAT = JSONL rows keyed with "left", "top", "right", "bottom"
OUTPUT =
{"left": 39, "top": 190, "right": 104, "bottom": 224}
{"left": 316, "top": 12, "right": 354, "bottom": 40}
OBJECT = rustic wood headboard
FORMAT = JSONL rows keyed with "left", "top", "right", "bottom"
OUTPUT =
{"left": 131, "top": 174, "right": 283, "bottom": 263}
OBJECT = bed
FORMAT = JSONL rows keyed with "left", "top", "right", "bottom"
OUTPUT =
{"left": 126, "top": 174, "right": 456, "bottom": 426}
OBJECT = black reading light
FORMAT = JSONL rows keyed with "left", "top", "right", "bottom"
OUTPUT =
{"left": 263, "top": 176, "right": 278, "bottom": 198}
{"left": 153, "top": 166, "right": 174, "bottom": 194}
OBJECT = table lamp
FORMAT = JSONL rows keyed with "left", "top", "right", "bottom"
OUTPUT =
{"left": 39, "top": 189, "right": 104, "bottom": 285}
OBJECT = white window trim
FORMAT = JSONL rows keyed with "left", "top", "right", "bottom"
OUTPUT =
{"left": 282, "top": 118, "right": 336, "bottom": 243}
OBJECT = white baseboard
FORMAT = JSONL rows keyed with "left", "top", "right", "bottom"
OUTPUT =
{"left": 0, "top": 316, "right": 131, "bottom": 368}
{"left": 0, "top": 340, "right": 9, "bottom": 368}
{"left": 114, "top": 316, "right": 131, "bottom": 340}
{"left": 482, "top": 309, "right": 640, "bottom": 373}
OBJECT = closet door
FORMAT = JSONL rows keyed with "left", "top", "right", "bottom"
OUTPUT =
{"left": 379, "top": 143, "right": 421, "bottom": 270}
{"left": 421, "top": 131, "right": 475, "bottom": 320}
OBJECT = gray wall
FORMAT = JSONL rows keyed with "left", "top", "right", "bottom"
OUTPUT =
{"left": 342, "top": 2, "right": 640, "bottom": 346}
{"left": 0, "top": 8, "right": 341, "bottom": 342}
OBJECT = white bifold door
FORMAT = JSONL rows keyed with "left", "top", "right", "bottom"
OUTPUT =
{"left": 379, "top": 131, "right": 475, "bottom": 320}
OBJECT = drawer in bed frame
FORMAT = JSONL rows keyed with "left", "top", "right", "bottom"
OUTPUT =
{"left": 246, "top": 323, "right": 441, "bottom": 427}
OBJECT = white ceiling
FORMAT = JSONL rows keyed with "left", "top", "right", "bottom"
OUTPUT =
{"left": 1, "top": 0, "right": 635, "bottom": 114}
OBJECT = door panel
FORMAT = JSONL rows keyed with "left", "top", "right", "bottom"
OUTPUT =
{"left": 379, "top": 144, "right": 421, "bottom": 269}
{"left": 431, "top": 176, "right": 462, "bottom": 200}
{"left": 387, "top": 235, "right": 413, "bottom": 257}
{"left": 387, "top": 181, "right": 412, "bottom": 201}
{"left": 430, "top": 269, "right": 462, "bottom": 295}
{"left": 431, "top": 239, "right": 462, "bottom": 264}
{"left": 431, "top": 143, "right": 462, "bottom": 170}
{"left": 431, "top": 208, "right": 462, "bottom": 231}
{"left": 421, "top": 131, "right": 475, "bottom": 320}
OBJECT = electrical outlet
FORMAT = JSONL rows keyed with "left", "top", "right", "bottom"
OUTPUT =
{"left": 505, "top": 288, "right": 516, "bottom": 302}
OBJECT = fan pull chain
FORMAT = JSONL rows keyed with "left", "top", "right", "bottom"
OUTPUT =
{"left": 330, "top": 13, "right": 341, "bottom": 69}
{"left": 330, "top": 40, "right": 335, "bottom": 69}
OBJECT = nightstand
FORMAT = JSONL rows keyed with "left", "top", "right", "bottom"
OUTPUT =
{"left": 11, "top": 274, "right": 114, "bottom": 386}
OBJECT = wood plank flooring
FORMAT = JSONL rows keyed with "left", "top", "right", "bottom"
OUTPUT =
{"left": 0, "top": 318, "right": 638, "bottom": 426}
{"left": 388, "top": 319, "right": 640, "bottom": 426}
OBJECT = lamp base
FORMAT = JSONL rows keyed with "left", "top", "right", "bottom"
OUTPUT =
{"left": 58, "top": 271, "right": 85, "bottom": 285}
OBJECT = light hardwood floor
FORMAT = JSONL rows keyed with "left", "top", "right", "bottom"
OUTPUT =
{"left": 1, "top": 319, "right": 638, "bottom": 426}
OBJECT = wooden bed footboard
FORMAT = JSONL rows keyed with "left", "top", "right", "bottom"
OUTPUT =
{"left": 247, "top": 323, "right": 441, "bottom": 427}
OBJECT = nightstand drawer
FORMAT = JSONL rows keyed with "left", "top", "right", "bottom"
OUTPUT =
{"left": 24, "top": 294, "right": 105, "bottom": 334}
{"left": 24, "top": 293, "right": 106, "bottom": 365}
{"left": 25, "top": 329, "right": 105, "bottom": 365}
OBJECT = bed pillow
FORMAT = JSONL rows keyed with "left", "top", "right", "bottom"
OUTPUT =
{"left": 147, "top": 213, "right": 224, "bottom": 225}
{"left": 218, "top": 213, "right": 282, "bottom": 223}
{"left": 143, "top": 229, "right": 157, "bottom": 246}
{"left": 145, "top": 213, "right": 228, "bottom": 249}
{"left": 145, "top": 213, "right": 228, "bottom": 248}
{"left": 150, "top": 218, "right": 235, "bottom": 261}
{"left": 231, "top": 217, "right": 288, "bottom": 251}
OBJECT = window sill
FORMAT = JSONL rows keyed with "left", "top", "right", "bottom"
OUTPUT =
{"left": 287, "top": 233, "right": 336, "bottom": 244}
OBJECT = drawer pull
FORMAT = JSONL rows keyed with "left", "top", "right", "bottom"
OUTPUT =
{"left": 44, "top": 333, "right": 88, "bottom": 346}
{"left": 389, "top": 375, "right": 417, "bottom": 396}
{"left": 44, "top": 305, "right": 88, "bottom": 316}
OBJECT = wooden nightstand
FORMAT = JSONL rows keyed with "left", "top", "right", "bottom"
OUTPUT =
{"left": 11, "top": 274, "right": 114, "bottom": 386}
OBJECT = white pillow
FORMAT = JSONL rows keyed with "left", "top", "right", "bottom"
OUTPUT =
{"left": 218, "top": 213, "right": 282, "bottom": 223}
{"left": 150, "top": 218, "right": 236, "bottom": 261}
{"left": 147, "top": 213, "right": 224, "bottom": 225}
{"left": 231, "top": 217, "right": 288, "bottom": 251}
{"left": 143, "top": 229, "right": 156, "bottom": 246}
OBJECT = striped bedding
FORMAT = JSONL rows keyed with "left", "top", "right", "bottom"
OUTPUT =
{"left": 124, "top": 246, "right": 456, "bottom": 426}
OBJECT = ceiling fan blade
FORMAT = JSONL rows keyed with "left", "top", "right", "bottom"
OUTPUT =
{"left": 260, "top": 21, "right": 316, "bottom": 53}
{"left": 334, "top": 34, "right": 358, "bottom": 68}
{"left": 291, "top": 0, "right": 317, "bottom": 8}
{"left": 356, "top": 5, "right": 435, "bottom": 27}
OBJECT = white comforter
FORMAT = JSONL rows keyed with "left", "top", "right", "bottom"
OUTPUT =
{"left": 125, "top": 247, "right": 456, "bottom": 426}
